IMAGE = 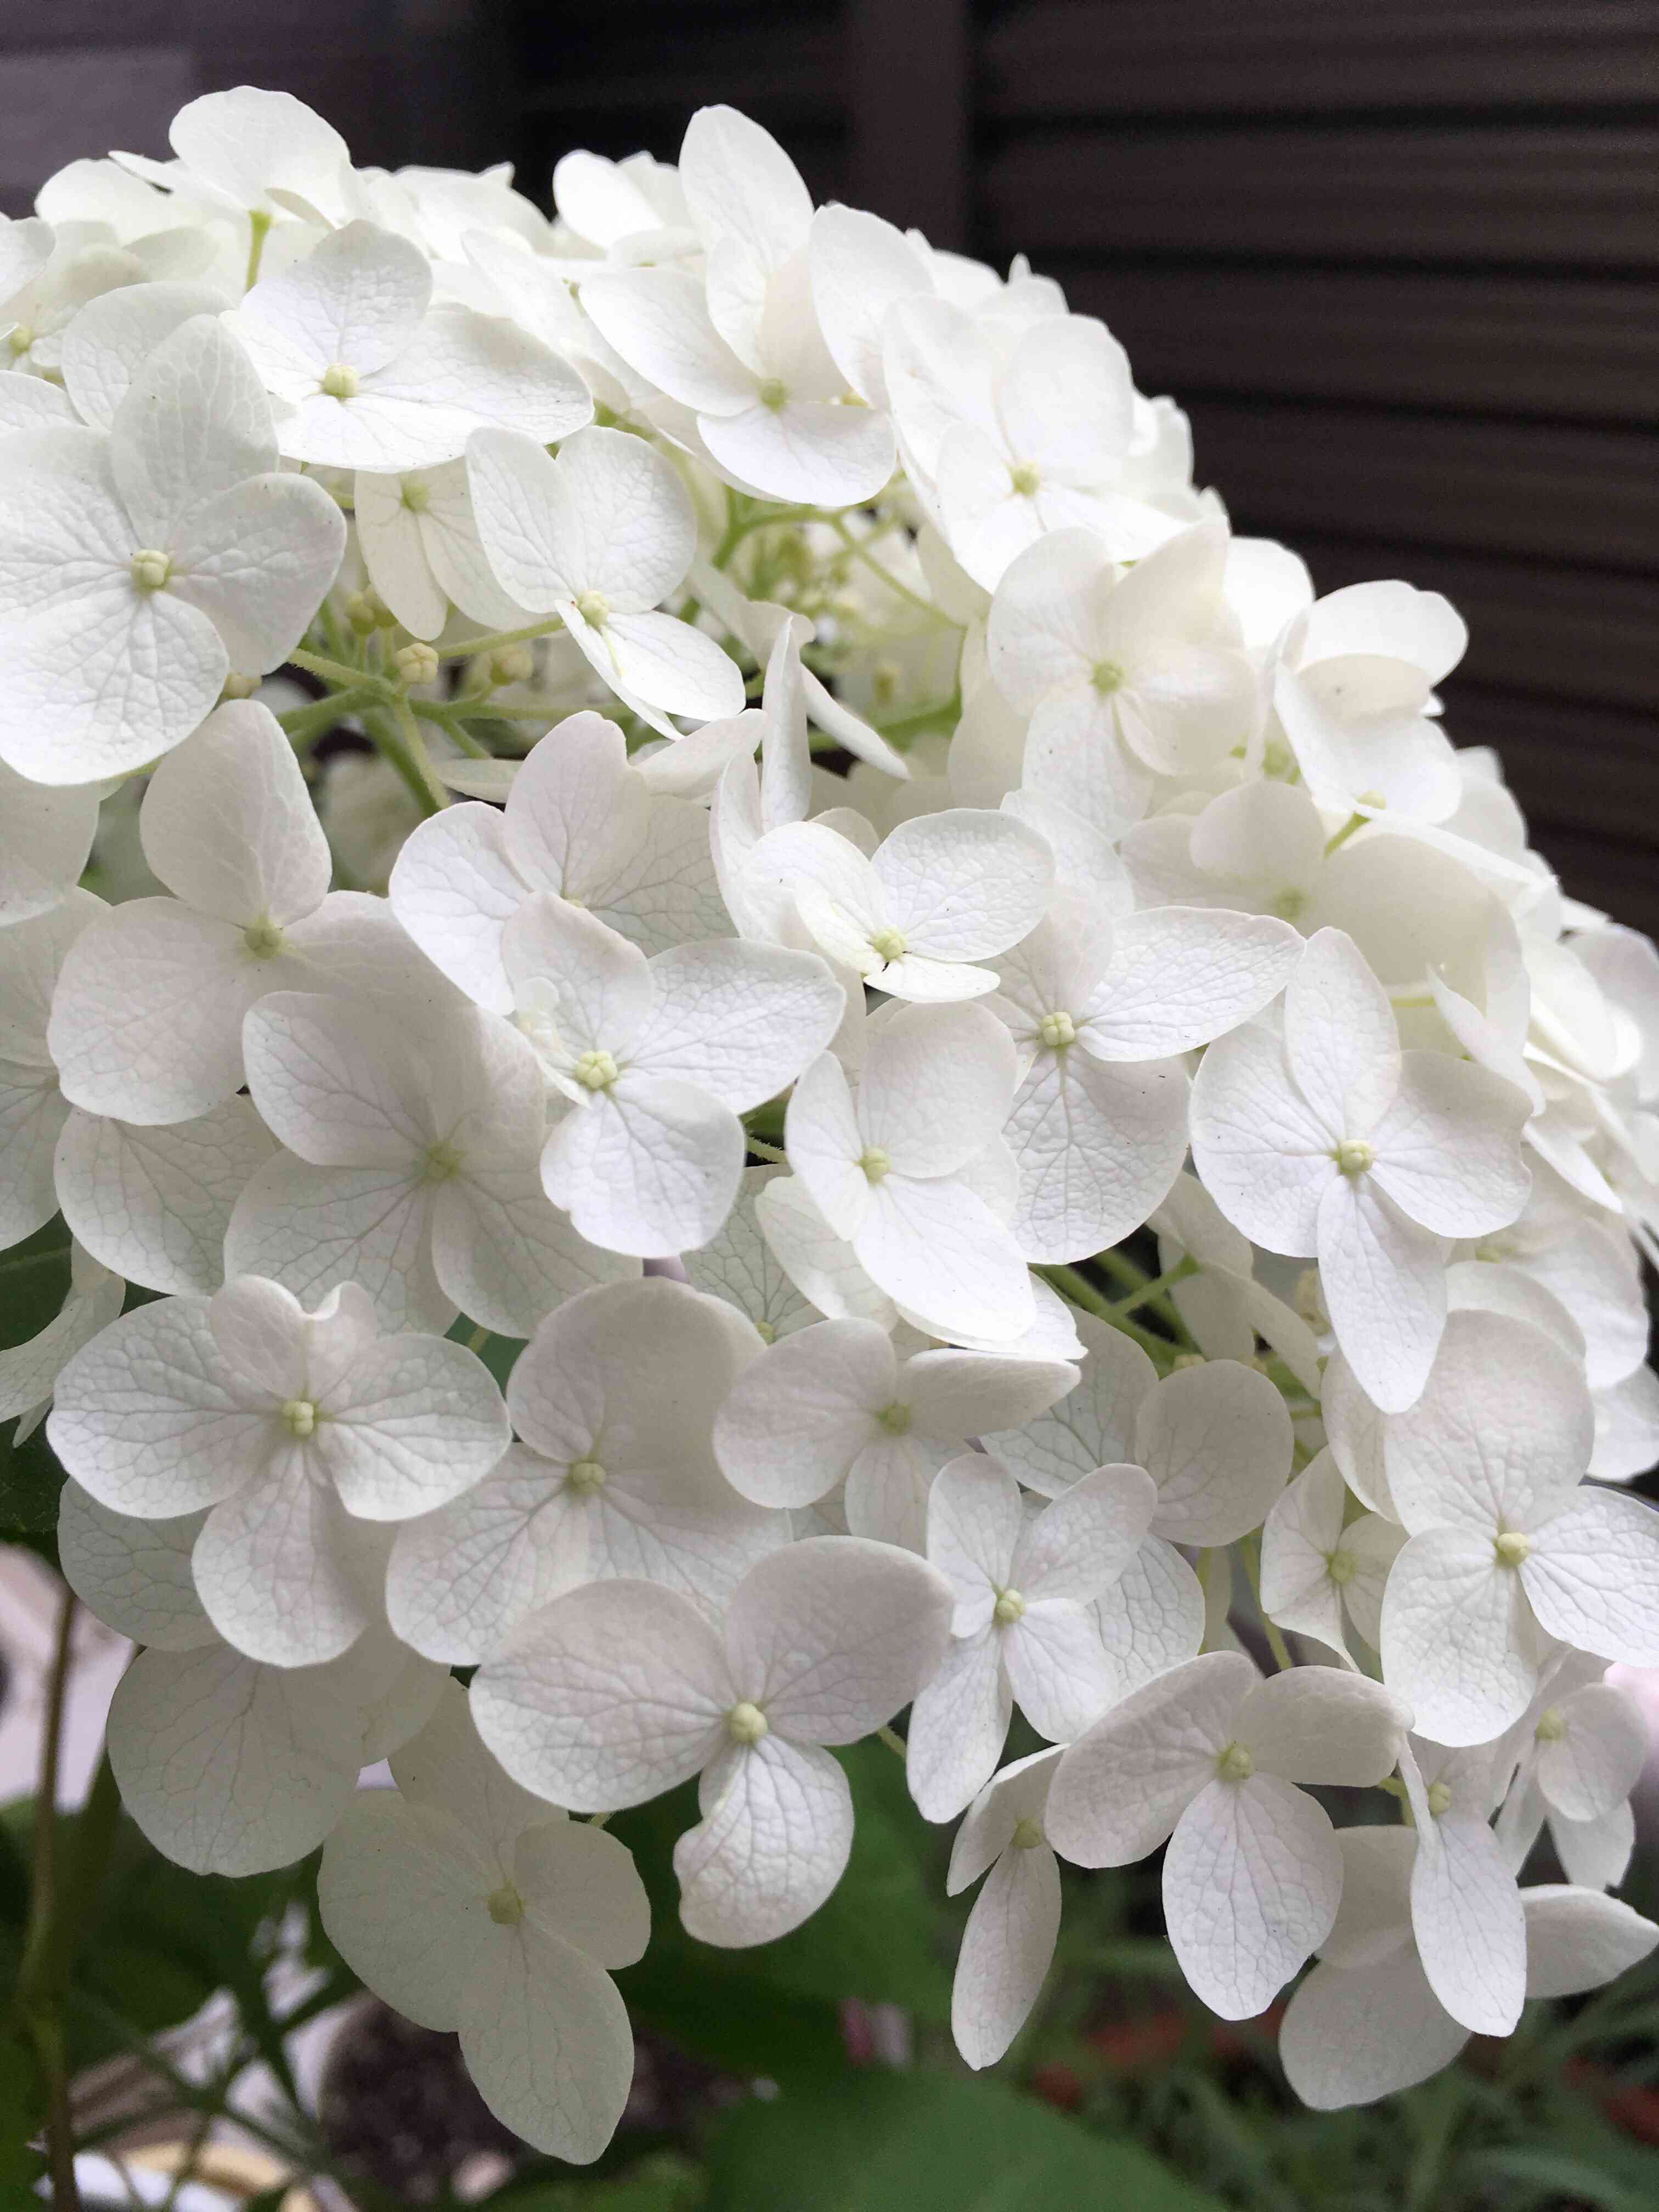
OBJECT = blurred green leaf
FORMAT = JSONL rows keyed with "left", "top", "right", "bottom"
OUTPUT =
{"left": 446, "top": 1316, "right": 525, "bottom": 1390}
{"left": 486, "top": 2154, "right": 704, "bottom": 2212}
{"left": 0, "top": 1218, "right": 70, "bottom": 1346}
{"left": 1463, "top": 2145, "right": 1649, "bottom": 2210}
{"left": 705, "top": 2072, "right": 1223, "bottom": 2211}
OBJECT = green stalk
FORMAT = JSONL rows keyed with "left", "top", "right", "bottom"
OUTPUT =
{"left": 18, "top": 1588, "right": 82, "bottom": 2212}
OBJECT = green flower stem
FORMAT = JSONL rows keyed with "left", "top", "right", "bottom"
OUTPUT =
{"left": 1238, "top": 1531, "right": 1294, "bottom": 1673}
{"left": 410, "top": 701, "right": 492, "bottom": 758}
{"left": 431, "top": 616, "right": 567, "bottom": 664}
{"left": 1111, "top": 1256, "right": 1199, "bottom": 1318}
{"left": 18, "top": 1587, "right": 82, "bottom": 2212}
{"left": 1035, "top": 1264, "right": 1177, "bottom": 1363}
{"left": 359, "top": 703, "right": 441, "bottom": 820}
{"left": 870, "top": 694, "right": 961, "bottom": 746}
{"left": 289, "top": 646, "right": 380, "bottom": 694}
{"left": 828, "top": 518, "right": 954, "bottom": 627}
{"left": 244, "top": 210, "right": 271, "bottom": 292}
{"left": 876, "top": 1724, "right": 907, "bottom": 1759}
{"left": 391, "top": 694, "right": 449, "bottom": 813}
{"left": 279, "top": 685, "right": 381, "bottom": 751}
{"left": 746, "top": 1136, "right": 788, "bottom": 1165}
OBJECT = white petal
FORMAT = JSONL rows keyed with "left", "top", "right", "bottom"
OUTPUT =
{"left": 986, "top": 1313, "right": 1156, "bottom": 1499}
{"left": 1283, "top": 927, "right": 1400, "bottom": 1139}
{"left": 313, "top": 1332, "right": 508, "bottom": 1520}
{"left": 194, "top": 1469, "right": 381, "bottom": 1666}
{"left": 1082, "top": 906, "right": 1302, "bottom": 1059}
{"left": 1523, "top": 1487, "right": 1659, "bottom": 1668}
{"left": 633, "top": 940, "right": 844, "bottom": 1111}
{"left": 1383, "top": 1528, "right": 1545, "bottom": 1743}
{"left": 1537, "top": 1684, "right": 1649, "bottom": 1821}
{"left": 460, "top": 1921, "right": 634, "bottom": 2162}
{"left": 675, "top": 1733, "right": 854, "bottom": 1944}
{"left": 1369, "top": 1051, "right": 1531, "bottom": 1237}
{"left": 318, "top": 1793, "right": 492, "bottom": 2028}
{"left": 55, "top": 1099, "right": 276, "bottom": 1294}
{"left": 1003, "top": 1602, "right": 1121, "bottom": 1741}
{"left": 952, "top": 1841, "right": 1062, "bottom": 2069}
{"left": 1135, "top": 1359, "right": 1292, "bottom": 1548}
{"left": 1280, "top": 1954, "right": 1468, "bottom": 2110}
{"left": 543, "top": 1075, "right": 743, "bottom": 1257}
{"left": 108, "top": 1640, "right": 359, "bottom": 1875}
{"left": 858, "top": 1000, "right": 1018, "bottom": 1178}
{"left": 1522, "top": 1885, "right": 1659, "bottom": 1998}
{"left": 714, "top": 1317, "right": 896, "bottom": 1509}
{"left": 140, "top": 691, "right": 327, "bottom": 930}
{"left": 1014, "top": 1463, "right": 1158, "bottom": 1605}
{"left": 472, "top": 1578, "right": 731, "bottom": 1811}
{"left": 109, "top": 314, "right": 276, "bottom": 544}
{"left": 905, "top": 1627, "right": 1013, "bottom": 1822}
{"left": 1411, "top": 1808, "right": 1526, "bottom": 2035}
{"left": 1165, "top": 1773, "right": 1340, "bottom": 2018}
{"left": 1189, "top": 1020, "right": 1334, "bottom": 1256}
{"left": 857, "top": 1172, "right": 1034, "bottom": 1345}
{"left": 1316, "top": 1173, "right": 1449, "bottom": 1415}
{"left": 0, "top": 762, "right": 99, "bottom": 928}
{"left": 168, "top": 471, "right": 347, "bottom": 675}
{"left": 57, "top": 1484, "right": 212, "bottom": 1651}
{"left": 1236, "top": 1666, "right": 1409, "bottom": 1786}
{"left": 724, "top": 1533, "right": 955, "bottom": 1742}
{"left": 432, "top": 1159, "right": 636, "bottom": 1338}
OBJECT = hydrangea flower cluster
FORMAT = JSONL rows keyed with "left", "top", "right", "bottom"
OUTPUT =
{"left": 5, "top": 86, "right": 1659, "bottom": 2152}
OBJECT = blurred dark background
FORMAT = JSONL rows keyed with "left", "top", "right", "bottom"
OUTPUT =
{"left": 4, "top": 0, "right": 1655, "bottom": 932}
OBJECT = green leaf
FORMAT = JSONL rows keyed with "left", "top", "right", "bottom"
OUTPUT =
{"left": 446, "top": 1315, "right": 525, "bottom": 1389}
{"left": 486, "top": 2154, "right": 704, "bottom": 2212}
{"left": 0, "top": 1420, "right": 67, "bottom": 1538}
{"left": 705, "top": 2072, "right": 1223, "bottom": 2212}
{"left": 1462, "top": 2146, "right": 1653, "bottom": 2211}
{"left": 0, "top": 1218, "right": 70, "bottom": 1347}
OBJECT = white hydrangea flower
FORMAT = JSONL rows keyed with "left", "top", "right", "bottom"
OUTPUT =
{"left": 712, "top": 1315, "right": 1078, "bottom": 1550}
{"left": 1258, "top": 1448, "right": 1402, "bottom": 1663}
{"left": 387, "top": 1278, "right": 783, "bottom": 1660}
{"left": 988, "top": 892, "right": 1301, "bottom": 1260}
{"left": 55, "top": 1097, "right": 276, "bottom": 1295}
{"left": 1148, "top": 1171, "right": 1323, "bottom": 1390}
{"left": 988, "top": 523, "right": 1257, "bottom": 839}
{"left": 48, "top": 1274, "right": 510, "bottom": 1665}
{"left": 319, "top": 1684, "right": 648, "bottom": 2163}
{"left": 1192, "top": 926, "right": 1532, "bottom": 1410}
{"left": 1280, "top": 1826, "right": 1657, "bottom": 2109}
{"left": 1045, "top": 1650, "right": 1409, "bottom": 2018}
{"left": 0, "top": 317, "right": 345, "bottom": 781}
{"left": 472, "top": 1537, "right": 953, "bottom": 1944}
{"left": 466, "top": 425, "right": 746, "bottom": 733}
{"left": 906, "top": 1452, "right": 1156, "bottom": 1819}
{"left": 681, "top": 1164, "right": 819, "bottom": 1344}
{"left": 353, "top": 459, "right": 526, "bottom": 640}
{"left": 226, "top": 219, "right": 592, "bottom": 469}
{"left": 390, "top": 710, "right": 730, "bottom": 1009}
{"left": 581, "top": 108, "right": 896, "bottom": 507}
{"left": 114, "top": 86, "right": 354, "bottom": 230}
{"left": 503, "top": 892, "right": 843, "bottom": 1255}
{"left": 785, "top": 1002, "right": 1031, "bottom": 1344}
{"left": 740, "top": 808, "right": 1053, "bottom": 1004}
{"left": 946, "top": 1747, "right": 1064, "bottom": 2070}
{"left": 1379, "top": 1307, "right": 1659, "bottom": 1741}
{"left": 0, "top": 889, "right": 105, "bottom": 1246}
{"left": 0, "top": 761, "right": 100, "bottom": 927}
{"left": 230, "top": 987, "right": 634, "bottom": 1334}
{"left": 48, "top": 701, "right": 431, "bottom": 1124}
{"left": 1495, "top": 1659, "right": 1648, "bottom": 1892}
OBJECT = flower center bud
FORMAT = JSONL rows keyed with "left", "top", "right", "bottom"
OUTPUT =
{"left": 1216, "top": 1741, "right": 1254, "bottom": 1782}
{"left": 281, "top": 1397, "right": 318, "bottom": 1439}
{"left": 8, "top": 325, "right": 35, "bottom": 356}
{"left": 726, "top": 1700, "right": 769, "bottom": 1746}
{"left": 1426, "top": 1780, "right": 1453, "bottom": 1818}
{"left": 1261, "top": 738, "right": 1293, "bottom": 778}
{"left": 877, "top": 1401, "right": 911, "bottom": 1435}
{"left": 574, "top": 1048, "right": 619, "bottom": 1091}
{"left": 421, "top": 1139, "right": 464, "bottom": 1183}
{"left": 575, "top": 589, "right": 611, "bottom": 627}
{"left": 868, "top": 926, "right": 907, "bottom": 962}
{"left": 1039, "top": 1010, "right": 1076, "bottom": 1050}
{"left": 486, "top": 1882, "right": 523, "bottom": 1926}
{"left": 394, "top": 641, "right": 439, "bottom": 687}
{"left": 220, "top": 671, "right": 259, "bottom": 702}
{"left": 1355, "top": 789, "right": 1387, "bottom": 810}
{"left": 242, "top": 918, "right": 285, "bottom": 960}
{"left": 1494, "top": 1530, "right": 1532, "bottom": 1567}
{"left": 1327, "top": 1548, "right": 1358, "bottom": 1587}
{"left": 130, "top": 549, "right": 172, "bottom": 594}
{"left": 1536, "top": 1705, "right": 1567, "bottom": 1743}
{"left": 1091, "top": 659, "right": 1125, "bottom": 695}
{"left": 321, "top": 362, "right": 360, "bottom": 399}
{"left": 757, "top": 377, "right": 789, "bottom": 412}
{"left": 1008, "top": 461, "right": 1041, "bottom": 496}
{"left": 1334, "top": 1139, "right": 1374, "bottom": 1177}
{"left": 1171, "top": 1351, "right": 1207, "bottom": 1371}
{"left": 1269, "top": 888, "right": 1307, "bottom": 924}
{"left": 400, "top": 478, "right": 432, "bottom": 513}
{"left": 754, "top": 1319, "right": 776, "bottom": 1344}
{"left": 567, "top": 1458, "right": 607, "bottom": 1494}
{"left": 992, "top": 1588, "right": 1026, "bottom": 1626}
{"left": 1010, "top": 1816, "right": 1044, "bottom": 1851}
{"left": 859, "top": 1147, "right": 891, "bottom": 1183}
{"left": 490, "top": 645, "right": 534, "bottom": 687}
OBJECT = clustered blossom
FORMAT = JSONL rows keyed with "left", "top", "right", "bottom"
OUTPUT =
{"left": 4, "top": 85, "right": 1658, "bottom": 2154}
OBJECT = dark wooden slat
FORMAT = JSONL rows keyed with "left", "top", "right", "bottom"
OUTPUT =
{"left": 0, "top": 47, "right": 196, "bottom": 196}
{"left": 519, "top": 30, "right": 842, "bottom": 125}
{"left": 1067, "top": 269, "right": 1659, "bottom": 428}
{"left": 1189, "top": 400, "right": 1659, "bottom": 571}
{"left": 1447, "top": 687, "right": 1659, "bottom": 844}
{"left": 983, "top": 2, "right": 1659, "bottom": 117}
{"left": 984, "top": 127, "right": 1659, "bottom": 268}
{"left": 848, "top": 0, "right": 970, "bottom": 245}
{"left": 1527, "top": 829, "right": 1659, "bottom": 939}
{"left": 1293, "top": 535, "right": 1659, "bottom": 712}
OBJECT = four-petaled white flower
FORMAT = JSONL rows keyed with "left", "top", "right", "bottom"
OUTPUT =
{"left": 472, "top": 1537, "right": 953, "bottom": 1945}
{"left": 947, "top": 1747, "right": 1065, "bottom": 2070}
{"left": 387, "top": 1278, "right": 783, "bottom": 1660}
{"left": 1192, "top": 926, "right": 1532, "bottom": 1410}
{"left": 504, "top": 892, "right": 843, "bottom": 1255}
{"left": 0, "top": 316, "right": 345, "bottom": 781}
{"left": 1045, "top": 1649, "right": 1410, "bottom": 2018}
{"left": 906, "top": 1451, "right": 1156, "bottom": 1819}
{"left": 227, "top": 219, "right": 592, "bottom": 469}
{"left": 319, "top": 1684, "right": 650, "bottom": 2162}
{"left": 48, "top": 1274, "right": 510, "bottom": 1666}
